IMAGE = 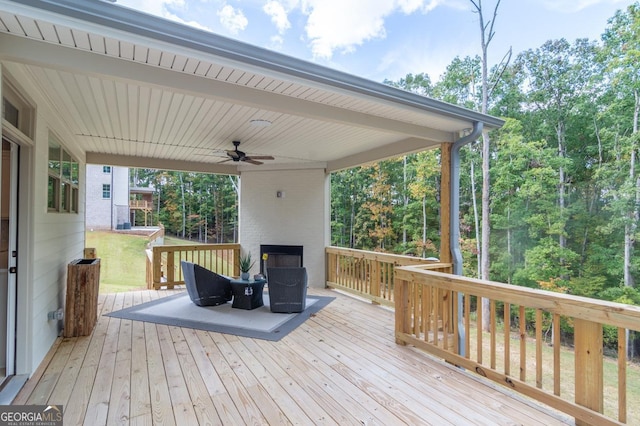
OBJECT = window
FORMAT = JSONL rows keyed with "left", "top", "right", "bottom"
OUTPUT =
{"left": 103, "top": 166, "right": 111, "bottom": 174}
{"left": 2, "top": 97, "right": 19, "bottom": 128}
{"left": 2, "top": 81, "right": 34, "bottom": 138}
{"left": 48, "top": 134, "right": 79, "bottom": 213}
{"left": 102, "top": 184, "right": 111, "bottom": 199}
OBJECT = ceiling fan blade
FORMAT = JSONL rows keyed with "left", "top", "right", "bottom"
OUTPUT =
{"left": 244, "top": 159, "right": 263, "bottom": 165}
{"left": 218, "top": 158, "right": 233, "bottom": 164}
{"left": 247, "top": 155, "right": 275, "bottom": 160}
{"left": 226, "top": 150, "right": 240, "bottom": 159}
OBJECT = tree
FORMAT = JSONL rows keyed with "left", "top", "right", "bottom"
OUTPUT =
{"left": 470, "top": 0, "right": 505, "bottom": 330}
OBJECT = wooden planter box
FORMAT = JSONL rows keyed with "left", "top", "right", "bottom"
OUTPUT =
{"left": 64, "top": 258, "right": 100, "bottom": 337}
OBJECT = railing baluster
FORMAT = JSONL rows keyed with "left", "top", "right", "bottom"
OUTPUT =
{"left": 618, "top": 327, "right": 627, "bottom": 424}
{"left": 464, "top": 293, "right": 471, "bottom": 359}
{"left": 452, "top": 290, "right": 459, "bottom": 354}
{"left": 553, "top": 313, "right": 561, "bottom": 397}
{"left": 490, "top": 299, "right": 496, "bottom": 370}
{"left": 443, "top": 289, "right": 449, "bottom": 350}
{"left": 504, "top": 303, "right": 511, "bottom": 376}
{"left": 519, "top": 306, "right": 526, "bottom": 382}
{"left": 536, "top": 309, "right": 543, "bottom": 389}
{"left": 477, "top": 296, "right": 483, "bottom": 364}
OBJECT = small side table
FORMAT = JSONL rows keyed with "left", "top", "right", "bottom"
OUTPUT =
{"left": 230, "top": 278, "right": 267, "bottom": 310}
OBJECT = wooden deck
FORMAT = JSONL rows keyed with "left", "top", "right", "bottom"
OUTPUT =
{"left": 14, "top": 288, "right": 573, "bottom": 425}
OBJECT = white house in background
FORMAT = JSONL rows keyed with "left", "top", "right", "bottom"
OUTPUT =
{"left": 0, "top": 0, "right": 502, "bottom": 404}
{"left": 85, "top": 164, "right": 129, "bottom": 230}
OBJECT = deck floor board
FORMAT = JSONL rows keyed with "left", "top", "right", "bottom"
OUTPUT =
{"left": 14, "top": 288, "right": 573, "bottom": 425}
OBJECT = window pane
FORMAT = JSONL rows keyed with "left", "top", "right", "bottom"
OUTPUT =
{"left": 103, "top": 166, "right": 111, "bottom": 173}
{"left": 62, "top": 150, "right": 72, "bottom": 180}
{"left": 102, "top": 184, "right": 111, "bottom": 199}
{"left": 72, "top": 188, "right": 78, "bottom": 213}
{"left": 48, "top": 139, "right": 60, "bottom": 176}
{"left": 48, "top": 176, "right": 59, "bottom": 211}
{"left": 2, "top": 97, "right": 19, "bottom": 128}
{"left": 71, "top": 161, "right": 79, "bottom": 185}
{"left": 61, "top": 182, "right": 69, "bottom": 212}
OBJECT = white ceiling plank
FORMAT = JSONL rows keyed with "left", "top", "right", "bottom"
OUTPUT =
{"left": 104, "top": 37, "right": 119, "bottom": 56}
{"left": 115, "top": 81, "right": 130, "bottom": 142}
{"left": 183, "top": 57, "right": 199, "bottom": 74}
{"left": 119, "top": 40, "right": 134, "bottom": 60}
{"left": 72, "top": 29, "right": 91, "bottom": 50}
{"left": 16, "top": 16, "right": 41, "bottom": 39}
{"left": 36, "top": 21, "right": 58, "bottom": 42}
{"left": 158, "top": 51, "right": 174, "bottom": 68}
{"left": 215, "top": 66, "right": 233, "bottom": 81}
{"left": 100, "top": 79, "right": 122, "bottom": 140}
{"left": 133, "top": 44, "right": 148, "bottom": 63}
{"left": 193, "top": 60, "right": 211, "bottom": 76}
{"left": 171, "top": 54, "right": 188, "bottom": 72}
{"left": 143, "top": 88, "right": 163, "bottom": 144}
{"left": 54, "top": 24, "right": 74, "bottom": 46}
{"left": 147, "top": 48, "right": 162, "bottom": 66}
{"left": 0, "top": 12, "right": 22, "bottom": 34}
{"left": 88, "top": 33, "right": 105, "bottom": 54}
{"left": 136, "top": 85, "right": 151, "bottom": 145}
{"left": 87, "top": 76, "right": 112, "bottom": 137}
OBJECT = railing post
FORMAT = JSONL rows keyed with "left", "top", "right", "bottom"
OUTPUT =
{"left": 574, "top": 318, "right": 603, "bottom": 424}
{"left": 394, "top": 275, "right": 410, "bottom": 345}
{"left": 152, "top": 246, "right": 162, "bottom": 289}
{"left": 370, "top": 259, "right": 380, "bottom": 304}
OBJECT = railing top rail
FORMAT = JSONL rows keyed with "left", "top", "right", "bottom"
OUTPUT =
{"left": 326, "top": 246, "right": 447, "bottom": 266}
{"left": 152, "top": 243, "right": 241, "bottom": 254}
{"left": 396, "top": 265, "right": 640, "bottom": 332}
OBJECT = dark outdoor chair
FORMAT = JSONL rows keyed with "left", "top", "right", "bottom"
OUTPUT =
{"left": 181, "top": 260, "right": 232, "bottom": 306}
{"left": 266, "top": 267, "right": 308, "bottom": 313}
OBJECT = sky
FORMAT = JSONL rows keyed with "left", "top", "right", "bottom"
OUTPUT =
{"left": 113, "top": 0, "right": 636, "bottom": 84}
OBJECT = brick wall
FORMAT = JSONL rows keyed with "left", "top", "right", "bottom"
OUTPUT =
{"left": 239, "top": 168, "right": 327, "bottom": 288}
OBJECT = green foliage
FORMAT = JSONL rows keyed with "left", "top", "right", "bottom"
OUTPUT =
{"left": 238, "top": 252, "right": 255, "bottom": 272}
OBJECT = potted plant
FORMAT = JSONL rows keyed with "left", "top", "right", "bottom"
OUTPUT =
{"left": 238, "top": 252, "right": 255, "bottom": 280}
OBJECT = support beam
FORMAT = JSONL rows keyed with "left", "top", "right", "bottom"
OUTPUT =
{"left": 439, "top": 142, "right": 452, "bottom": 264}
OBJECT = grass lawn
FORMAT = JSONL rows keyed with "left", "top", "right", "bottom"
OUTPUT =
{"left": 86, "top": 231, "right": 212, "bottom": 292}
{"left": 86, "top": 230, "right": 150, "bottom": 293}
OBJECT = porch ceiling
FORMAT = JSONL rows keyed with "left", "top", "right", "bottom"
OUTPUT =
{"left": 0, "top": 0, "right": 503, "bottom": 174}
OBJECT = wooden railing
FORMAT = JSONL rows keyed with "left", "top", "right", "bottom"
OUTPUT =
{"left": 325, "top": 246, "right": 452, "bottom": 307}
{"left": 394, "top": 265, "right": 640, "bottom": 426}
{"left": 130, "top": 200, "right": 153, "bottom": 210}
{"left": 147, "top": 243, "right": 240, "bottom": 289}
{"left": 147, "top": 223, "right": 164, "bottom": 245}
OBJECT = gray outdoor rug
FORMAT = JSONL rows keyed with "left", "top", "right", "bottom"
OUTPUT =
{"left": 106, "top": 292, "right": 334, "bottom": 341}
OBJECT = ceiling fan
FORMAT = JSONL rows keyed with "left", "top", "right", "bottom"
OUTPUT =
{"left": 224, "top": 140, "right": 274, "bottom": 165}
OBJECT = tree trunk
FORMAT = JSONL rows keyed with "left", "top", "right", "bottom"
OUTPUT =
{"left": 471, "top": 160, "right": 481, "bottom": 278}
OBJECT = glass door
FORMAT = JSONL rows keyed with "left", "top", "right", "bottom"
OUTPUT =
{"left": 0, "top": 138, "right": 18, "bottom": 382}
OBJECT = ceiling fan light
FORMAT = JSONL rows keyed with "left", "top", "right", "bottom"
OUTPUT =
{"left": 250, "top": 119, "right": 272, "bottom": 128}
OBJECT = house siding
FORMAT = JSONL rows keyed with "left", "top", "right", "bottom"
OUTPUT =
{"left": 7, "top": 69, "right": 86, "bottom": 375}
{"left": 239, "top": 168, "right": 327, "bottom": 288}
{"left": 85, "top": 165, "right": 129, "bottom": 229}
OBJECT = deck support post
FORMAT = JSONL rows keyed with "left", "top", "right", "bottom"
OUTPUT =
{"left": 394, "top": 276, "right": 410, "bottom": 345}
{"left": 439, "top": 142, "right": 452, "bottom": 265}
{"left": 574, "top": 318, "right": 603, "bottom": 425}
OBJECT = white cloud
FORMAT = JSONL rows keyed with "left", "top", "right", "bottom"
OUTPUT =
{"left": 217, "top": 4, "right": 248, "bottom": 34}
{"left": 541, "top": 0, "right": 629, "bottom": 12}
{"left": 298, "top": 0, "right": 442, "bottom": 59}
{"left": 264, "top": 1, "right": 291, "bottom": 34}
